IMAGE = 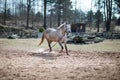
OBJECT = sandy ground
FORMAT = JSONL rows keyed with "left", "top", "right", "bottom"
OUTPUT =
{"left": 0, "top": 39, "right": 120, "bottom": 80}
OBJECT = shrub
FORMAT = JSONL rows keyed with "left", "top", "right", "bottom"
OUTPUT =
{"left": 8, "top": 34, "right": 20, "bottom": 39}
{"left": 39, "top": 27, "right": 44, "bottom": 32}
{"left": 73, "top": 36, "right": 84, "bottom": 43}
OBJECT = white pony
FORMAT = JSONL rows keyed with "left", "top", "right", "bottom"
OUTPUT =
{"left": 38, "top": 23, "right": 71, "bottom": 55}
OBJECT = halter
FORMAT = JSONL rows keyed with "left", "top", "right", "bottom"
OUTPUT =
{"left": 57, "top": 23, "right": 71, "bottom": 36}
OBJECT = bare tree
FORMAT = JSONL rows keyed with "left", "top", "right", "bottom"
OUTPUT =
{"left": 3, "top": 0, "right": 7, "bottom": 25}
{"left": 49, "top": 8, "right": 54, "bottom": 28}
{"left": 26, "top": 0, "right": 36, "bottom": 29}
{"left": 95, "top": 0, "right": 114, "bottom": 32}
{"left": 57, "top": 0, "right": 62, "bottom": 26}
{"left": 96, "top": 0, "right": 101, "bottom": 32}
{"left": 103, "top": 0, "right": 113, "bottom": 32}
{"left": 43, "top": 0, "right": 47, "bottom": 29}
{"left": 26, "top": 0, "right": 31, "bottom": 29}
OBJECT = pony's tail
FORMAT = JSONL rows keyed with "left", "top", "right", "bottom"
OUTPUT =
{"left": 38, "top": 33, "right": 45, "bottom": 46}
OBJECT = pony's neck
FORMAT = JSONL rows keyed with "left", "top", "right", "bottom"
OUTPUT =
{"left": 60, "top": 28, "right": 66, "bottom": 36}
{"left": 57, "top": 24, "right": 64, "bottom": 30}
{"left": 57, "top": 23, "right": 66, "bottom": 36}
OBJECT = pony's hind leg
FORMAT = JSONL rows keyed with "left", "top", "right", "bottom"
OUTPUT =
{"left": 59, "top": 42, "right": 64, "bottom": 53}
{"left": 47, "top": 41, "right": 52, "bottom": 52}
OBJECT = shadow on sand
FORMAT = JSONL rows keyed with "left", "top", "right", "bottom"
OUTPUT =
{"left": 29, "top": 51, "right": 62, "bottom": 60}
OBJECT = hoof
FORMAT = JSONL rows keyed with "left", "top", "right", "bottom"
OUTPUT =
{"left": 59, "top": 50, "right": 63, "bottom": 53}
{"left": 66, "top": 52, "right": 69, "bottom": 56}
{"left": 67, "top": 53, "right": 69, "bottom": 56}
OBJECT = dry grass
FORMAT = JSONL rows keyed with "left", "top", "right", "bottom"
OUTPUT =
{"left": 0, "top": 39, "right": 120, "bottom": 52}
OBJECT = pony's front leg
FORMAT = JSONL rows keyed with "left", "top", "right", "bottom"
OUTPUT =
{"left": 64, "top": 43, "right": 69, "bottom": 55}
{"left": 59, "top": 42, "right": 64, "bottom": 53}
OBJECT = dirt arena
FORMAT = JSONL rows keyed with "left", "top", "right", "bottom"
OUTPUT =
{"left": 0, "top": 39, "right": 120, "bottom": 80}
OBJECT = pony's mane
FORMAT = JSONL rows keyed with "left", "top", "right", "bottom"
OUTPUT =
{"left": 57, "top": 23, "right": 65, "bottom": 30}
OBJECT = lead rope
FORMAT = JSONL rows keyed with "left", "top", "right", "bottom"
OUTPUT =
{"left": 43, "top": 42, "right": 58, "bottom": 52}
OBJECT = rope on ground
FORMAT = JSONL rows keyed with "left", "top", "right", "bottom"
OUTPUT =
{"left": 43, "top": 42, "right": 57, "bottom": 52}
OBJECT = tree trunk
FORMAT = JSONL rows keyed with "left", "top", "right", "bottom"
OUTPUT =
{"left": 106, "top": 21, "right": 110, "bottom": 32}
{"left": 97, "top": 11, "right": 100, "bottom": 32}
{"left": 50, "top": 9, "right": 53, "bottom": 28}
{"left": 63, "top": 0, "right": 67, "bottom": 22}
{"left": 97, "top": 0, "right": 100, "bottom": 32}
{"left": 57, "top": 0, "right": 61, "bottom": 26}
{"left": 44, "top": 0, "right": 47, "bottom": 29}
{"left": 26, "top": 0, "right": 31, "bottom": 29}
{"left": 104, "top": 0, "right": 112, "bottom": 32}
{"left": 3, "top": 0, "right": 7, "bottom": 25}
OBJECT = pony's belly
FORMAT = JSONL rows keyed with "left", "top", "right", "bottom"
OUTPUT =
{"left": 50, "top": 35, "right": 66, "bottom": 43}
{"left": 45, "top": 29, "right": 65, "bottom": 42}
{"left": 49, "top": 36, "right": 60, "bottom": 42}
{"left": 45, "top": 34, "right": 61, "bottom": 42}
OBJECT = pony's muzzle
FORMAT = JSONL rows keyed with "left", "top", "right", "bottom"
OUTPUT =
{"left": 66, "top": 31, "right": 71, "bottom": 34}
{"left": 68, "top": 31, "right": 71, "bottom": 33}
{"left": 67, "top": 31, "right": 71, "bottom": 37}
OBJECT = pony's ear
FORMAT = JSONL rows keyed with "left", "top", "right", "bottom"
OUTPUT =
{"left": 63, "top": 22, "right": 66, "bottom": 25}
{"left": 65, "top": 21, "right": 70, "bottom": 24}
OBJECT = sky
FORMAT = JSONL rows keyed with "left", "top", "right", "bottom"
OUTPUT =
{"left": 37, "top": 0, "right": 95, "bottom": 13}
{"left": 0, "top": 0, "right": 95, "bottom": 14}
{"left": 33, "top": 0, "right": 95, "bottom": 13}
{"left": 71, "top": 0, "right": 119, "bottom": 17}
{"left": 71, "top": 0, "right": 95, "bottom": 12}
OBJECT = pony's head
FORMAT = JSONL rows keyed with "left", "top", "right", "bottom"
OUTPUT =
{"left": 57, "top": 22, "right": 71, "bottom": 35}
{"left": 63, "top": 22, "right": 71, "bottom": 35}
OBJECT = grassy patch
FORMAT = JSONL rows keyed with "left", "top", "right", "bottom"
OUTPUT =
{"left": 67, "top": 40, "right": 120, "bottom": 52}
{"left": 0, "top": 39, "right": 120, "bottom": 52}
